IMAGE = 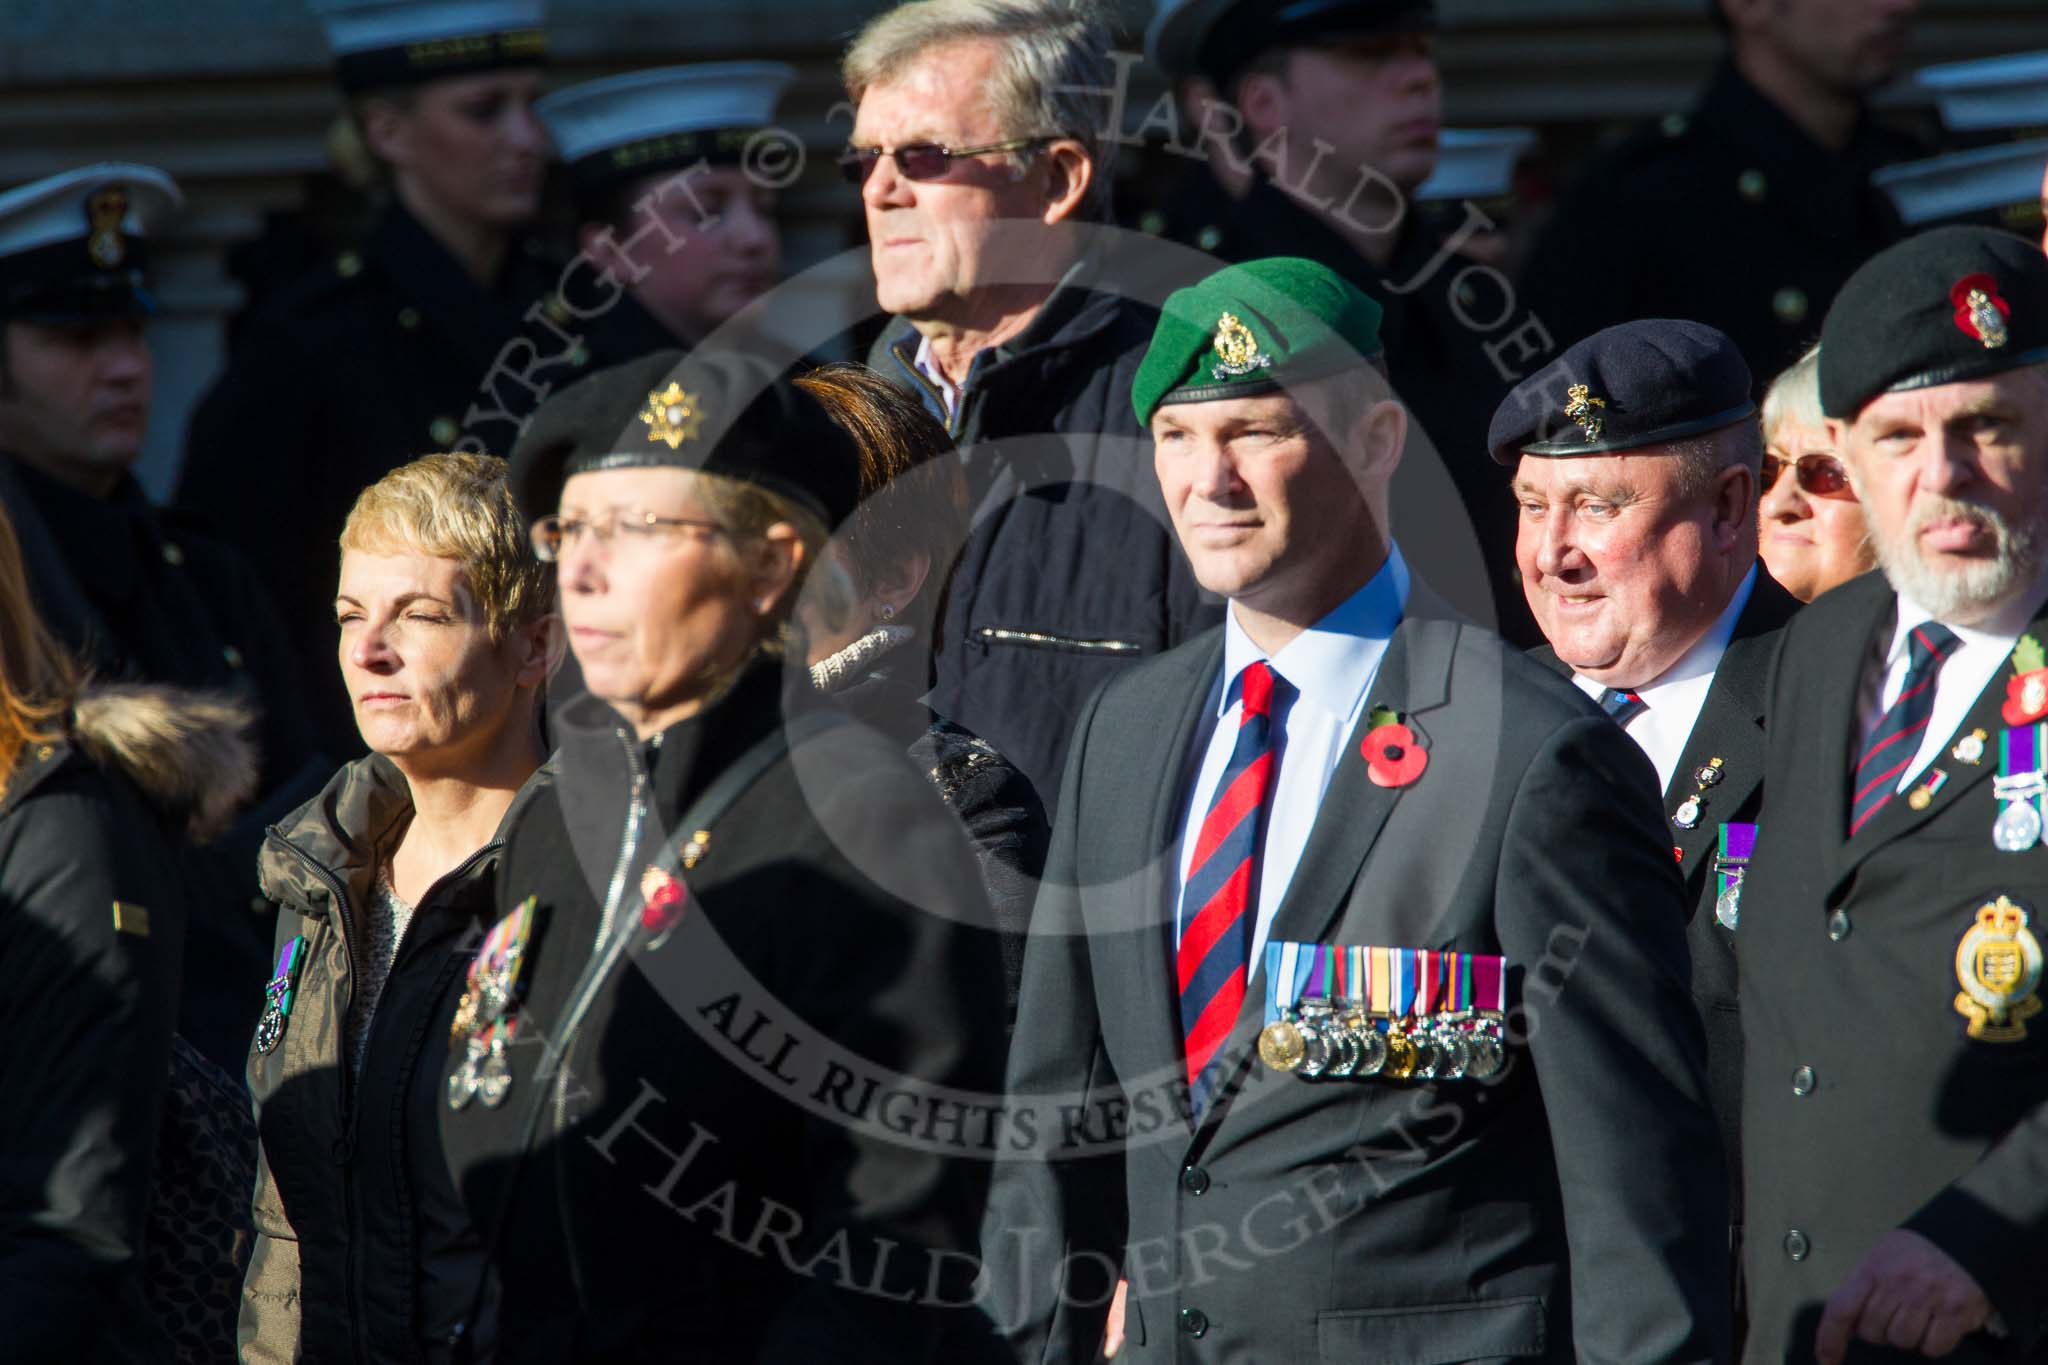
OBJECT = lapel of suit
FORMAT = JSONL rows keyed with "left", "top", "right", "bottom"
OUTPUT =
{"left": 1188, "top": 609, "right": 1459, "bottom": 1139}
{"left": 1831, "top": 592, "right": 2048, "bottom": 892}
{"left": 1665, "top": 575, "right": 1800, "bottom": 883}
{"left": 1138, "top": 632, "right": 1227, "bottom": 1077}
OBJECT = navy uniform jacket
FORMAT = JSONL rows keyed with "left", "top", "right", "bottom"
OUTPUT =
{"left": 1741, "top": 570, "right": 2048, "bottom": 1363}
{"left": 1519, "top": 60, "right": 1917, "bottom": 389}
{"left": 867, "top": 262, "right": 1221, "bottom": 815}
{"left": 176, "top": 201, "right": 556, "bottom": 758}
{"left": 986, "top": 597, "right": 1730, "bottom": 1363}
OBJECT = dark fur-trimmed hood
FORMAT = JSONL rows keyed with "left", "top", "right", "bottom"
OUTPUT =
{"left": 70, "top": 683, "right": 258, "bottom": 842}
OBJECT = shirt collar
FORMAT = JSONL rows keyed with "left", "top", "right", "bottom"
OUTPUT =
{"left": 1633, "top": 563, "right": 1758, "bottom": 703}
{"left": 1219, "top": 545, "right": 1410, "bottom": 720}
{"left": 1889, "top": 565, "right": 2048, "bottom": 664}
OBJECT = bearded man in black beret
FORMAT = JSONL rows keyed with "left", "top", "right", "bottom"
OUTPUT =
{"left": 1739, "top": 226, "right": 2048, "bottom": 1365}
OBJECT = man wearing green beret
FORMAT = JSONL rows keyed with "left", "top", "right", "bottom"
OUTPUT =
{"left": 982, "top": 256, "right": 1729, "bottom": 1363}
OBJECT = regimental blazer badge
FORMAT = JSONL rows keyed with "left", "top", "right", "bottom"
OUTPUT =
{"left": 1954, "top": 895, "right": 2044, "bottom": 1042}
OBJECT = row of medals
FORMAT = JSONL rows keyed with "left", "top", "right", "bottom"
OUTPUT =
{"left": 1258, "top": 1000, "right": 1506, "bottom": 1082}
{"left": 446, "top": 956, "right": 521, "bottom": 1110}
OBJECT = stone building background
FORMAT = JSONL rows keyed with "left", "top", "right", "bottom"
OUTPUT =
{"left": 2, "top": 0, "right": 2044, "bottom": 497}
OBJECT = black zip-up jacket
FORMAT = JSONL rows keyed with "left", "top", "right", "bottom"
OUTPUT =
{"left": 438, "top": 660, "right": 1010, "bottom": 1363}
{"left": 868, "top": 261, "right": 1220, "bottom": 813}
{"left": 241, "top": 754, "right": 551, "bottom": 1364}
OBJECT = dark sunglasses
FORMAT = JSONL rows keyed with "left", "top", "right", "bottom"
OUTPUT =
{"left": 1762, "top": 451, "right": 1852, "bottom": 498}
{"left": 838, "top": 136, "right": 1053, "bottom": 186}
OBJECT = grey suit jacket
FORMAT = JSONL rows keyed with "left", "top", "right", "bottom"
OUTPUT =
{"left": 984, "top": 602, "right": 1732, "bottom": 1364}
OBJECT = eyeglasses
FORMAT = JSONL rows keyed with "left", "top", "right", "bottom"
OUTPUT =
{"left": 1761, "top": 452, "right": 1852, "bottom": 499}
{"left": 530, "top": 510, "right": 725, "bottom": 562}
{"left": 837, "top": 136, "right": 1054, "bottom": 186}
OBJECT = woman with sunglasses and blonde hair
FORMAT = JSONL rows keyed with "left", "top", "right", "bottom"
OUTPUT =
{"left": 1758, "top": 345, "right": 1877, "bottom": 602}
{"left": 0, "top": 501, "right": 255, "bottom": 1359}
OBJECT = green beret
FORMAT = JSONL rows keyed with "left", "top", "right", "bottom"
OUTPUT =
{"left": 1132, "top": 256, "right": 1384, "bottom": 428}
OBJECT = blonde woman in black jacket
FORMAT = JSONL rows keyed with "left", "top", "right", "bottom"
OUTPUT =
{"left": 240, "top": 453, "right": 556, "bottom": 1364}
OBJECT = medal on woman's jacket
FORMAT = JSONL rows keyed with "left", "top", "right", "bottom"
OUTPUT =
{"left": 449, "top": 896, "right": 537, "bottom": 1110}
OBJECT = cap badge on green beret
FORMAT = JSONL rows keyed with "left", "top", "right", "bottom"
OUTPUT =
{"left": 1564, "top": 383, "right": 1608, "bottom": 442}
{"left": 1953, "top": 274, "right": 2011, "bottom": 350}
{"left": 86, "top": 186, "right": 127, "bottom": 269}
{"left": 1211, "top": 312, "right": 1272, "bottom": 381}
{"left": 640, "top": 382, "right": 705, "bottom": 449}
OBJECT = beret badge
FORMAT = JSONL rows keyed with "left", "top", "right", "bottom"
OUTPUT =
{"left": 640, "top": 382, "right": 705, "bottom": 449}
{"left": 1563, "top": 383, "right": 1608, "bottom": 442}
{"left": 85, "top": 186, "right": 128, "bottom": 269}
{"left": 1952, "top": 273, "right": 2011, "bottom": 351}
{"left": 1210, "top": 311, "right": 1273, "bottom": 381}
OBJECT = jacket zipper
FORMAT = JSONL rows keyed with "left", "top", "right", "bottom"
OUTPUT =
{"left": 551, "top": 728, "right": 652, "bottom": 1133}
{"left": 976, "top": 626, "right": 1142, "bottom": 655}
{"left": 270, "top": 833, "right": 369, "bottom": 1363}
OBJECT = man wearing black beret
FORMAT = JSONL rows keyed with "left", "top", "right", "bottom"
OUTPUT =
{"left": 1493, "top": 318, "right": 1802, "bottom": 1276}
{"left": 1739, "top": 226, "right": 2048, "bottom": 1364}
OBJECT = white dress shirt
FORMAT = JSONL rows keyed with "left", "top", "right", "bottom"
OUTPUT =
{"left": 1573, "top": 565, "right": 1758, "bottom": 795}
{"left": 1171, "top": 547, "right": 1411, "bottom": 966}
{"left": 1859, "top": 572, "right": 2048, "bottom": 794}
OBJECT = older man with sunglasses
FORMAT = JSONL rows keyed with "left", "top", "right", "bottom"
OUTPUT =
{"left": 1495, "top": 319, "right": 1803, "bottom": 1302}
{"left": 842, "top": 0, "right": 1219, "bottom": 813}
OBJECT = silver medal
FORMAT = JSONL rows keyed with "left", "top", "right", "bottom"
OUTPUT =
{"left": 478, "top": 1039, "right": 513, "bottom": 1108}
{"left": 1994, "top": 799, "right": 2043, "bottom": 853}
{"left": 1465, "top": 1033, "right": 1505, "bottom": 1080}
{"left": 1355, "top": 1025, "right": 1388, "bottom": 1077}
{"left": 1716, "top": 880, "right": 1742, "bottom": 931}
{"left": 254, "top": 1003, "right": 286, "bottom": 1055}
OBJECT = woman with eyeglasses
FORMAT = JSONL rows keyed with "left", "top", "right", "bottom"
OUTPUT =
{"left": 1758, "top": 345, "right": 1877, "bottom": 602}
{"left": 439, "top": 351, "right": 1007, "bottom": 1363}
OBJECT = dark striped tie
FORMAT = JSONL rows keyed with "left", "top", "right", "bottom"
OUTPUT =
{"left": 1598, "top": 687, "right": 1647, "bottom": 726}
{"left": 1178, "top": 660, "right": 1287, "bottom": 1111}
{"left": 1849, "top": 623, "right": 1962, "bottom": 835}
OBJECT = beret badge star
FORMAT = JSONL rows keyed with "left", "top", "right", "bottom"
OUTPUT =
{"left": 1564, "top": 384, "right": 1607, "bottom": 442}
{"left": 640, "top": 382, "right": 705, "bottom": 449}
{"left": 85, "top": 185, "right": 129, "bottom": 269}
{"left": 1210, "top": 311, "right": 1273, "bottom": 381}
{"left": 1951, "top": 273, "right": 2011, "bottom": 351}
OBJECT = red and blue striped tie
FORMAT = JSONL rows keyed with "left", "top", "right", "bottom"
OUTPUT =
{"left": 1849, "top": 623, "right": 1961, "bottom": 835}
{"left": 1178, "top": 660, "right": 1286, "bottom": 1109}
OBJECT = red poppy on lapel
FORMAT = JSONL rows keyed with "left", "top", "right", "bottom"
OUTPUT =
{"left": 640, "top": 866, "right": 688, "bottom": 934}
{"left": 2006, "top": 671, "right": 2048, "bottom": 727}
{"left": 1362, "top": 721, "right": 1427, "bottom": 788}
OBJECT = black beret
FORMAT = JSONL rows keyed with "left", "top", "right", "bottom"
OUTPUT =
{"left": 1149, "top": 0, "right": 1436, "bottom": 88}
{"left": 1819, "top": 225, "right": 2048, "bottom": 420}
{"left": 1487, "top": 319, "right": 1755, "bottom": 466}
{"left": 508, "top": 348, "right": 862, "bottom": 530}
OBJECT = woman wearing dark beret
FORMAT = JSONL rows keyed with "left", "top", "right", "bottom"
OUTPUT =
{"left": 439, "top": 350, "right": 1009, "bottom": 1364}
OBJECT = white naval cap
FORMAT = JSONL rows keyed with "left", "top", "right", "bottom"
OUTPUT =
{"left": 0, "top": 163, "right": 182, "bottom": 320}
{"left": 1915, "top": 50, "right": 2048, "bottom": 133}
{"left": 1414, "top": 127, "right": 1535, "bottom": 202}
{"left": 309, "top": 0, "right": 548, "bottom": 93}
{"left": 537, "top": 63, "right": 794, "bottom": 207}
{"left": 1872, "top": 139, "right": 2048, "bottom": 230}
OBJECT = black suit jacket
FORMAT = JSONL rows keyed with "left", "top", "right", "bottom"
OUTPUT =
{"left": 1534, "top": 569, "right": 1801, "bottom": 1218}
{"left": 1741, "top": 570, "right": 2048, "bottom": 1363}
{"left": 986, "top": 599, "right": 1730, "bottom": 1364}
